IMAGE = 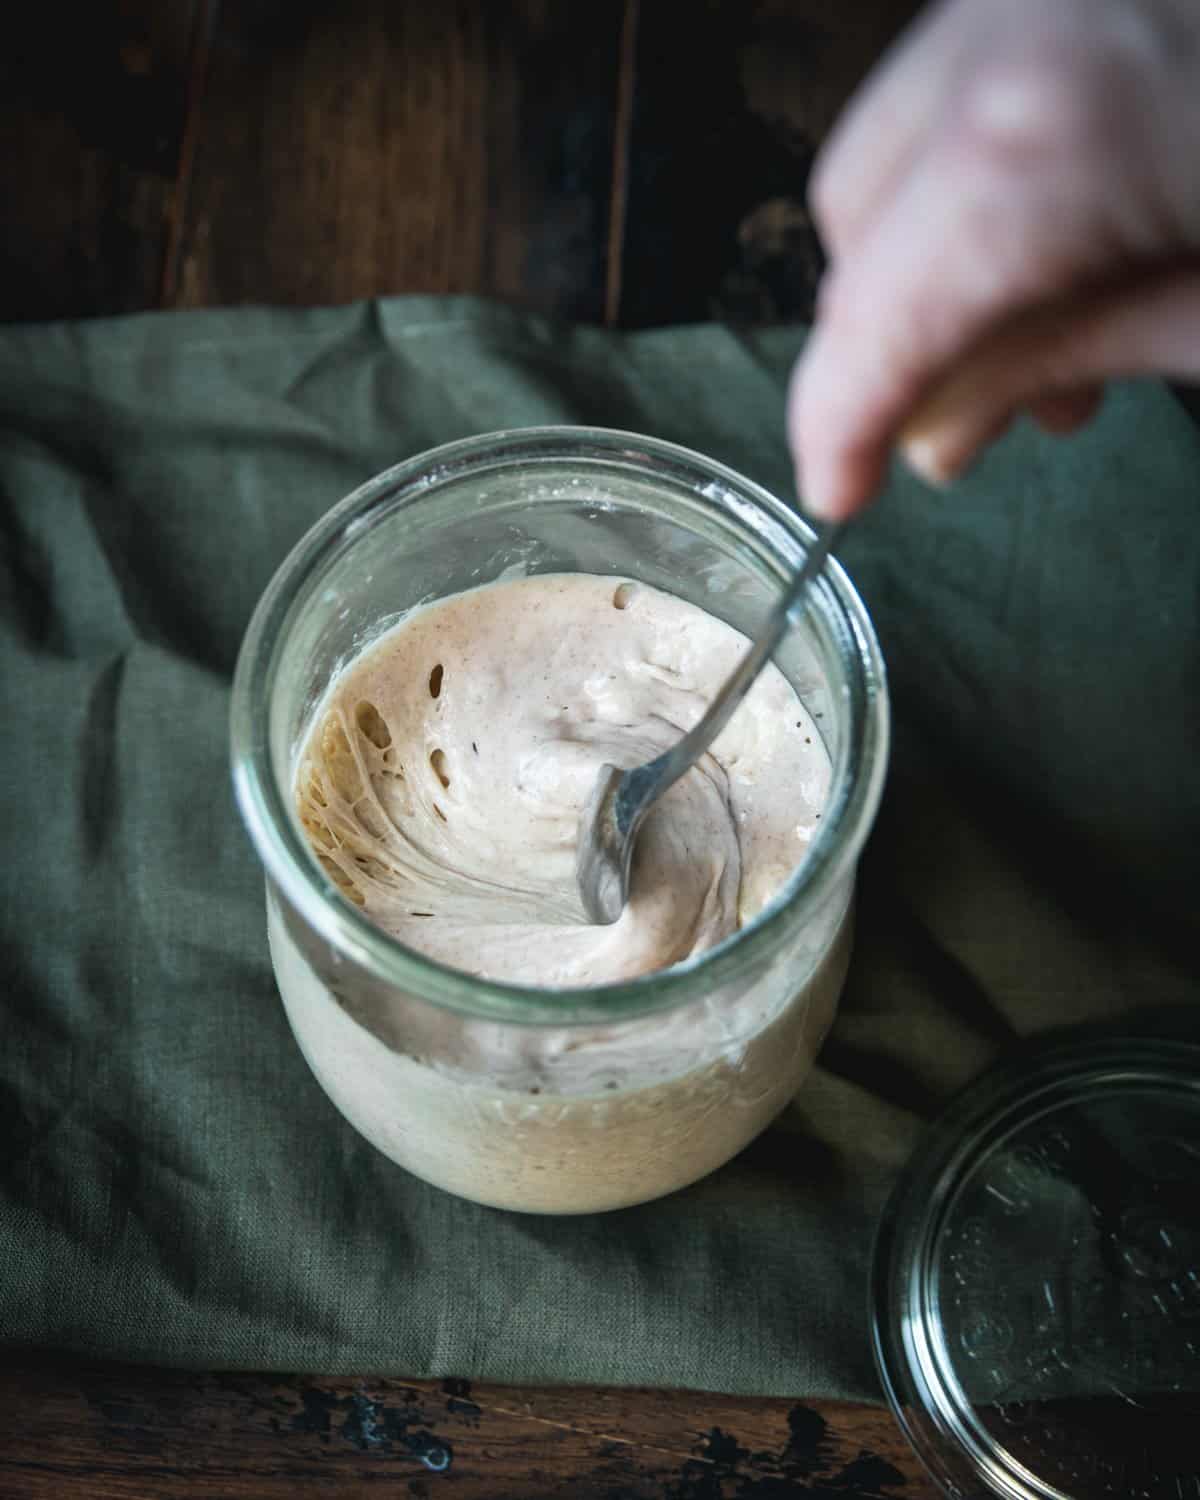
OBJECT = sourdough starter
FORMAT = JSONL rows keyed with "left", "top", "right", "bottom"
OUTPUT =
{"left": 272, "top": 574, "right": 847, "bottom": 1211}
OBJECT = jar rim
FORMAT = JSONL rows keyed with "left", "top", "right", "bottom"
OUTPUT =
{"left": 869, "top": 1036, "right": 1200, "bottom": 1500}
{"left": 230, "top": 425, "right": 890, "bottom": 1025}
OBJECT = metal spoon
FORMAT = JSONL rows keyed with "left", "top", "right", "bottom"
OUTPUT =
{"left": 576, "top": 521, "right": 843, "bottom": 925}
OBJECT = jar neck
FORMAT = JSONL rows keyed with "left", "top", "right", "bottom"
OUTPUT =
{"left": 230, "top": 427, "right": 890, "bottom": 1025}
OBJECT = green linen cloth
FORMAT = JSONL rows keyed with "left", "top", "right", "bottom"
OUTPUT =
{"left": 0, "top": 297, "right": 1196, "bottom": 1399}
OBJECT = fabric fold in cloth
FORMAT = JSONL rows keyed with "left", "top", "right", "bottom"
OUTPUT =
{"left": 0, "top": 296, "right": 1196, "bottom": 1398}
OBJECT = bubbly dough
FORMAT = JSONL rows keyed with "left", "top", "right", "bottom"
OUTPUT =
{"left": 295, "top": 574, "right": 830, "bottom": 987}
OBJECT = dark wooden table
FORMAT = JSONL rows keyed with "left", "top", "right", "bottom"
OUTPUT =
{"left": 1, "top": 1357, "right": 937, "bottom": 1499}
{"left": 2, "top": 2, "right": 934, "bottom": 1493}
{"left": 4, "top": 0, "right": 922, "bottom": 329}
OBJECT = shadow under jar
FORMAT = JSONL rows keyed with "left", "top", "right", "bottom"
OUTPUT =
{"left": 231, "top": 428, "right": 889, "bottom": 1214}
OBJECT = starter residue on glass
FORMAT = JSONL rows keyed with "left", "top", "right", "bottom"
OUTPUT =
{"left": 295, "top": 573, "right": 829, "bottom": 987}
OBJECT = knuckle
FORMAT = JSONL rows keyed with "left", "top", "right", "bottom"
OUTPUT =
{"left": 956, "top": 43, "right": 1136, "bottom": 166}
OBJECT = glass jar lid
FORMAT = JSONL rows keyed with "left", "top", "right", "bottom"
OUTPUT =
{"left": 872, "top": 1037, "right": 1200, "bottom": 1500}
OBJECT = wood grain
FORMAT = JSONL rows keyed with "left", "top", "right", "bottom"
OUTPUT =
{"left": 0, "top": 1357, "right": 937, "bottom": 1500}
{"left": 170, "top": 0, "right": 624, "bottom": 320}
{"left": 1, "top": 0, "right": 926, "bottom": 326}
{"left": 1, "top": 1, "right": 200, "bottom": 323}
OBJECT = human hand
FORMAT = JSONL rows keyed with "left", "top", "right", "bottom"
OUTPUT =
{"left": 788, "top": 0, "right": 1200, "bottom": 520}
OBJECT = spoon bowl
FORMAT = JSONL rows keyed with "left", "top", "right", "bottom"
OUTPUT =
{"left": 575, "top": 521, "right": 843, "bottom": 925}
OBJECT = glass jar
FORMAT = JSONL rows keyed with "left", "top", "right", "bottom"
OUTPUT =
{"left": 871, "top": 1037, "right": 1200, "bottom": 1500}
{"left": 231, "top": 427, "right": 889, "bottom": 1214}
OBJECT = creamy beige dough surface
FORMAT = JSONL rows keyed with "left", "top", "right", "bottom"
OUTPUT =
{"left": 295, "top": 573, "right": 830, "bottom": 986}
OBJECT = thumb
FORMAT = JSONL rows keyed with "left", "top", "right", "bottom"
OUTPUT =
{"left": 898, "top": 266, "right": 1200, "bottom": 486}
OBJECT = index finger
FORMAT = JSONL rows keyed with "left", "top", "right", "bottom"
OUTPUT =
{"left": 790, "top": 53, "right": 1139, "bottom": 518}
{"left": 811, "top": 0, "right": 964, "bottom": 253}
